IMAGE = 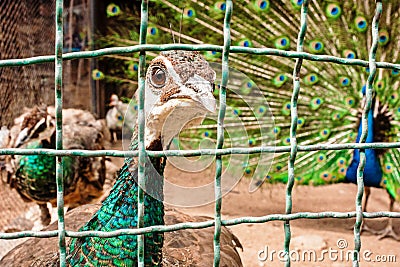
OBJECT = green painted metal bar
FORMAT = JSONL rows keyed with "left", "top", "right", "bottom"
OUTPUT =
{"left": 3, "top": 141, "right": 400, "bottom": 157}
{"left": 1, "top": 210, "right": 400, "bottom": 240}
{"left": 137, "top": 0, "right": 149, "bottom": 266}
{"left": 353, "top": 1, "right": 382, "bottom": 267}
{"left": 284, "top": 1, "right": 310, "bottom": 266}
{"left": 0, "top": 45, "right": 399, "bottom": 70}
{"left": 54, "top": 0, "right": 66, "bottom": 266}
{"left": 213, "top": 1, "right": 233, "bottom": 266}
{"left": 0, "top": 2, "right": 399, "bottom": 266}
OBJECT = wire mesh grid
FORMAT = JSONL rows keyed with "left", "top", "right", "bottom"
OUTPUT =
{"left": 1, "top": 0, "right": 400, "bottom": 267}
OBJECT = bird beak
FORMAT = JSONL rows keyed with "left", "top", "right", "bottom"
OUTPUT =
{"left": 191, "top": 83, "right": 216, "bottom": 113}
{"left": 109, "top": 99, "right": 117, "bottom": 107}
{"left": 171, "top": 74, "right": 216, "bottom": 113}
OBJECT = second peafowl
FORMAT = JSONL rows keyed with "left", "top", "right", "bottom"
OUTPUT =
{"left": 2, "top": 106, "right": 111, "bottom": 227}
{"left": 98, "top": 0, "right": 400, "bottom": 240}
{"left": 106, "top": 94, "right": 136, "bottom": 143}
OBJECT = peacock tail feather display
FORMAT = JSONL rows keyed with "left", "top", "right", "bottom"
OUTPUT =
{"left": 3, "top": 106, "right": 111, "bottom": 226}
{"left": 98, "top": 1, "right": 400, "bottom": 197}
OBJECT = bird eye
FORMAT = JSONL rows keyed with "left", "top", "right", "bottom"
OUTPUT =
{"left": 150, "top": 67, "right": 166, "bottom": 87}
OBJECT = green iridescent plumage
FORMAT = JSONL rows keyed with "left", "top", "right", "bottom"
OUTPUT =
{"left": 67, "top": 135, "right": 165, "bottom": 266}
{"left": 15, "top": 142, "right": 75, "bottom": 203}
{"left": 5, "top": 106, "right": 110, "bottom": 226}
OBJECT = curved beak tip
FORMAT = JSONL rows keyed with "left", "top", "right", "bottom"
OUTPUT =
{"left": 203, "top": 97, "right": 216, "bottom": 113}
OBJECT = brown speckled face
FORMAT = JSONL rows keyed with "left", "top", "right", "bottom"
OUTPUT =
{"left": 144, "top": 51, "right": 216, "bottom": 149}
{"left": 146, "top": 51, "right": 216, "bottom": 107}
{"left": 159, "top": 50, "right": 215, "bottom": 85}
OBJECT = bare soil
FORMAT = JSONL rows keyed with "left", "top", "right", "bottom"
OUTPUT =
{"left": 165, "top": 162, "right": 400, "bottom": 267}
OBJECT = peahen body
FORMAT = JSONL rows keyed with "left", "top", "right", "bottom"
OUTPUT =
{"left": 2, "top": 106, "right": 111, "bottom": 227}
{"left": 1, "top": 51, "right": 243, "bottom": 266}
{"left": 99, "top": 0, "right": 400, "bottom": 240}
{"left": 106, "top": 94, "right": 136, "bottom": 143}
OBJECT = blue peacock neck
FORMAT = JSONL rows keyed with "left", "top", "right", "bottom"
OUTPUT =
{"left": 345, "top": 101, "right": 383, "bottom": 187}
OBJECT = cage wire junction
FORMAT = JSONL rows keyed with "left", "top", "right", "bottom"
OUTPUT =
{"left": 0, "top": 0, "right": 400, "bottom": 267}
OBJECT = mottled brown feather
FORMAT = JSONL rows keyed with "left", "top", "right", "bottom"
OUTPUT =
{"left": 1, "top": 206, "right": 243, "bottom": 267}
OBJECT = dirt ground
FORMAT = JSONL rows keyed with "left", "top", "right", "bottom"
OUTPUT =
{"left": 0, "top": 143, "right": 399, "bottom": 266}
{"left": 165, "top": 163, "right": 400, "bottom": 267}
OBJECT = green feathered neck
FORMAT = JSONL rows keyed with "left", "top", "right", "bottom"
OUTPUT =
{"left": 67, "top": 136, "right": 166, "bottom": 266}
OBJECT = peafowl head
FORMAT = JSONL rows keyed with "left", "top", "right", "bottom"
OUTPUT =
{"left": 143, "top": 50, "right": 216, "bottom": 150}
{"left": 109, "top": 94, "right": 121, "bottom": 107}
{"left": 14, "top": 106, "right": 53, "bottom": 148}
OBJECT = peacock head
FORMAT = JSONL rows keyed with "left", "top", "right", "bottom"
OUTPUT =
{"left": 143, "top": 50, "right": 216, "bottom": 149}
